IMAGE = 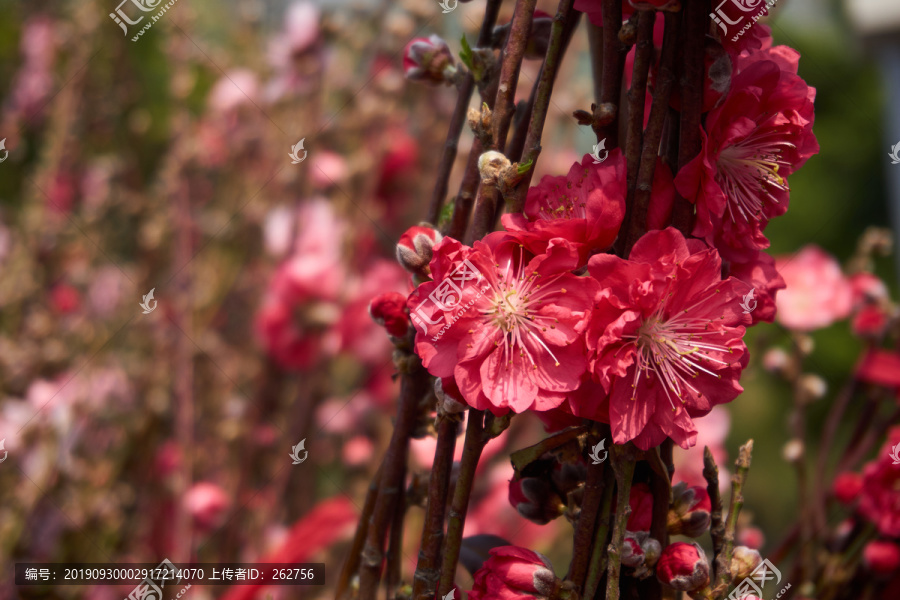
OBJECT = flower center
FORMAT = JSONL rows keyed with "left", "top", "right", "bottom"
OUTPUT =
{"left": 536, "top": 171, "right": 589, "bottom": 222}
{"left": 716, "top": 124, "right": 795, "bottom": 224}
{"left": 476, "top": 249, "right": 565, "bottom": 369}
{"left": 624, "top": 290, "right": 732, "bottom": 409}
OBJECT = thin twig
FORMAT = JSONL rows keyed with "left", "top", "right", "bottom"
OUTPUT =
{"left": 623, "top": 11, "right": 680, "bottom": 255}
{"left": 411, "top": 416, "right": 461, "bottom": 600}
{"left": 426, "top": 0, "right": 504, "bottom": 225}
{"left": 509, "top": 0, "right": 579, "bottom": 213}
{"left": 672, "top": 0, "right": 707, "bottom": 233}
{"left": 714, "top": 440, "right": 754, "bottom": 594}
{"left": 336, "top": 464, "right": 384, "bottom": 600}
{"left": 583, "top": 464, "right": 616, "bottom": 600}
{"left": 437, "top": 411, "right": 487, "bottom": 597}
{"left": 593, "top": 0, "right": 628, "bottom": 146}
{"left": 567, "top": 424, "right": 609, "bottom": 590}
{"left": 358, "top": 364, "right": 431, "bottom": 600}
{"left": 606, "top": 443, "right": 637, "bottom": 600}
{"left": 703, "top": 447, "right": 725, "bottom": 583}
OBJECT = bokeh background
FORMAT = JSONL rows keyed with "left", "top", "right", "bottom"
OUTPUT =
{"left": 0, "top": 0, "right": 897, "bottom": 598}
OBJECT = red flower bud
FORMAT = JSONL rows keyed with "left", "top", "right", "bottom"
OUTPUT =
{"left": 668, "top": 482, "right": 712, "bottom": 538}
{"left": 368, "top": 292, "right": 410, "bottom": 338}
{"left": 832, "top": 471, "right": 863, "bottom": 506}
{"left": 468, "top": 546, "right": 559, "bottom": 600}
{"left": 622, "top": 534, "right": 645, "bottom": 568}
{"left": 403, "top": 35, "right": 456, "bottom": 85}
{"left": 627, "top": 482, "right": 654, "bottom": 532}
{"left": 863, "top": 540, "right": 900, "bottom": 575}
{"left": 656, "top": 542, "right": 710, "bottom": 592}
{"left": 396, "top": 225, "right": 442, "bottom": 275}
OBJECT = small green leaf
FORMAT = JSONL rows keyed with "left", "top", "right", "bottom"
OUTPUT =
{"left": 459, "top": 34, "right": 474, "bottom": 71}
{"left": 438, "top": 201, "right": 454, "bottom": 230}
{"left": 517, "top": 159, "right": 533, "bottom": 175}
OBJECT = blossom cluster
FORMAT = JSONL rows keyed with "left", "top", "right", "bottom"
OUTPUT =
{"left": 388, "top": 23, "right": 819, "bottom": 451}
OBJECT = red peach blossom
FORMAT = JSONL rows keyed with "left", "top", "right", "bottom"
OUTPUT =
{"left": 675, "top": 46, "right": 818, "bottom": 262}
{"left": 586, "top": 228, "right": 751, "bottom": 450}
{"left": 858, "top": 427, "right": 900, "bottom": 537}
{"left": 863, "top": 540, "right": 900, "bottom": 575}
{"left": 183, "top": 482, "right": 230, "bottom": 530}
{"left": 467, "top": 545, "right": 558, "bottom": 600}
{"left": 410, "top": 233, "right": 599, "bottom": 414}
{"left": 727, "top": 250, "right": 785, "bottom": 324}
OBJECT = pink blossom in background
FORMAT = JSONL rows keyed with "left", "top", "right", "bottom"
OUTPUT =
{"left": 7, "top": 16, "right": 57, "bottom": 121}
{"left": 673, "top": 405, "right": 731, "bottom": 494}
{"left": 310, "top": 150, "right": 349, "bottom": 188}
{"left": 183, "top": 482, "right": 230, "bottom": 530}
{"left": 87, "top": 266, "right": 127, "bottom": 316}
{"left": 585, "top": 228, "right": 750, "bottom": 450}
{"left": 775, "top": 246, "right": 852, "bottom": 331}
{"left": 343, "top": 435, "right": 375, "bottom": 466}
{"left": 208, "top": 69, "right": 260, "bottom": 114}
{"left": 50, "top": 282, "right": 80, "bottom": 314}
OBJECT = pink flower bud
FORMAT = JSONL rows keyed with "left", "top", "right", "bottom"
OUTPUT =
{"left": 737, "top": 526, "right": 766, "bottom": 550}
{"left": 731, "top": 546, "right": 762, "bottom": 580}
{"left": 50, "top": 283, "right": 81, "bottom": 314}
{"left": 852, "top": 305, "right": 889, "bottom": 338}
{"left": 656, "top": 542, "right": 710, "bottom": 592}
{"left": 368, "top": 292, "right": 410, "bottom": 338}
{"left": 863, "top": 540, "right": 900, "bottom": 575}
{"left": 183, "top": 482, "right": 230, "bottom": 530}
{"left": 668, "top": 482, "right": 712, "bottom": 538}
{"left": 403, "top": 35, "right": 456, "bottom": 85}
{"left": 396, "top": 225, "right": 442, "bottom": 275}
{"left": 468, "top": 546, "right": 559, "bottom": 600}
{"left": 832, "top": 472, "right": 863, "bottom": 506}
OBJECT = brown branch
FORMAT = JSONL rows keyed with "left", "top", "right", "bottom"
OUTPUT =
{"left": 426, "top": 0, "right": 503, "bottom": 225}
{"left": 437, "top": 411, "right": 487, "bottom": 597}
{"left": 703, "top": 447, "right": 725, "bottom": 584}
{"left": 620, "top": 9, "right": 656, "bottom": 245}
{"left": 336, "top": 463, "right": 384, "bottom": 600}
{"left": 622, "top": 11, "right": 680, "bottom": 256}
{"left": 713, "top": 440, "right": 753, "bottom": 594}
{"left": 508, "top": 0, "right": 579, "bottom": 213}
{"left": 583, "top": 463, "right": 617, "bottom": 600}
{"left": 411, "top": 416, "right": 461, "bottom": 600}
{"left": 593, "top": 0, "right": 628, "bottom": 146}
{"left": 490, "top": 0, "right": 539, "bottom": 155}
{"left": 358, "top": 363, "right": 431, "bottom": 600}
{"left": 606, "top": 443, "right": 638, "bottom": 600}
{"left": 567, "top": 424, "right": 609, "bottom": 591}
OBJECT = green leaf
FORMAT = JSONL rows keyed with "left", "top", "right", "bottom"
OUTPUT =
{"left": 517, "top": 159, "right": 533, "bottom": 175}
{"left": 459, "top": 34, "right": 474, "bottom": 71}
{"left": 438, "top": 201, "right": 454, "bottom": 230}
